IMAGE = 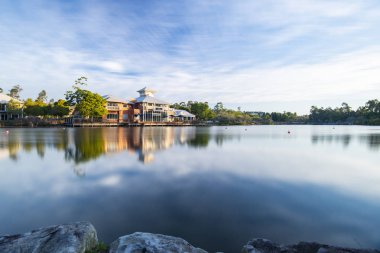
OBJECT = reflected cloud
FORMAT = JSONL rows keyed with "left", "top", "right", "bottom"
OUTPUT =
{"left": 1, "top": 126, "right": 380, "bottom": 252}
{"left": 0, "top": 127, "right": 236, "bottom": 167}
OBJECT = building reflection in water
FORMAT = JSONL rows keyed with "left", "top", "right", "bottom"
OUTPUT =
{"left": 2, "top": 128, "right": 379, "bottom": 167}
{"left": 0, "top": 127, "right": 216, "bottom": 165}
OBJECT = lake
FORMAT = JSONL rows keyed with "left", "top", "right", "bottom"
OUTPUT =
{"left": 0, "top": 126, "right": 380, "bottom": 252}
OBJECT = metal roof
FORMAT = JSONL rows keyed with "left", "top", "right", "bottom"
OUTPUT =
{"left": 134, "top": 96, "right": 170, "bottom": 105}
{"left": 0, "top": 93, "right": 22, "bottom": 104}
{"left": 102, "top": 95, "right": 129, "bottom": 104}
{"left": 174, "top": 109, "right": 196, "bottom": 118}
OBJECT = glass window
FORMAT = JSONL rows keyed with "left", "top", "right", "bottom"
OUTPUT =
{"left": 107, "top": 114, "right": 118, "bottom": 119}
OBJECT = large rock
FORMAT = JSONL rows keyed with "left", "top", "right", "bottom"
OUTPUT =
{"left": 0, "top": 221, "right": 98, "bottom": 253}
{"left": 242, "top": 238, "right": 380, "bottom": 253}
{"left": 109, "top": 232, "right": 208, "bottom": 253}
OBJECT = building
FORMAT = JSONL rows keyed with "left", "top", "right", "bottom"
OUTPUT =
{"left": 65, "top": 87, "right": 196, "bottom": 126}
{"left": 132, "top": 87, "right": 172, "bottom": 123}
{"left": 0, "top": 93, "right": 23, "bottom": 121}
{"left": 102, "top": 95, "right": 133, "bottom": 123}
{"left": 173, "top": 109, "right": 196, "bottom": 122}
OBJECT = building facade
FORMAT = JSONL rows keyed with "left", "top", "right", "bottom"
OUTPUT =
{"left": 132, "top": 87, "right": 173, "bottom": 123}
{"left": 43, "top": 87, "right": 196, "bottom": 126}
{"left": 0, "top": 93, "right": 23, "bottom": 121}
{"left": 102, "top": 95, "right": 133, "bottom": 124}
{"left": 172, "top": 109, "right": 196, "bottom": 122}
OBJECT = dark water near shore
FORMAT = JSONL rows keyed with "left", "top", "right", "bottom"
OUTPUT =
{"left": 0, "top": 126, "right": 380, "bottom": 252}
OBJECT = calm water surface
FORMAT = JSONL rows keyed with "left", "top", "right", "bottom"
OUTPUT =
{"left": 0, "top": 126, "right": 380, "bottom": 252}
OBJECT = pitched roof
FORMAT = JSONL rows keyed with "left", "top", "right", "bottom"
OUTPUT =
{"left": 0, "top": 93, "right": 22, "bottom": 104}
{"left": 102, "top": 95, "right": 130, "bottom": 104}
{"left": 134, "top": 96, "right": 170, "bottom": 105}
{"left": 174, "top": 109, "right": 196, "bottom": 118}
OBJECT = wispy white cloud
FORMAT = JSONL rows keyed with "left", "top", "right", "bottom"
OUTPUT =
{"left": 0, "top": 0, "right": 379, "bottom": 113}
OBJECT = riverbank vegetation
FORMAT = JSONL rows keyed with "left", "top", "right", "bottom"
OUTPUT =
{"left": 171, "top": 101, "right": 253, "bottom": 125}
{"left": 1, "top": 81, "right": 380, "bottom": 126}
{"left": 309, "top": 100, "right": 380, "bottom": 125}
{"left": 171, "top": 100, "right": 380, "bottom": 125}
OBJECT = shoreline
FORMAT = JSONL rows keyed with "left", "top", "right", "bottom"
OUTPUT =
{"left": 1, "top": 222, "right": 379, "bottom": 253}
{"left": 0, "top": 120, "right": 380, "bottom": 128}
{"left": 1, "top": 123, "right": 379, "bottom": 128}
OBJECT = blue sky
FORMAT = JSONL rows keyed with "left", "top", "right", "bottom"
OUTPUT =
{"left": 0, "top": 0, "right": 380, "bottom": 113}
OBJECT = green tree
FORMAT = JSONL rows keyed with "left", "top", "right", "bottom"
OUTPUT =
{"left": 49, "top": 99, "right": 70, "bottom": 117}
{"left": 7, "top": 99, "right": 23, "bottom": 114}
{"left": 171, "top": 102, "right": 189, "bottom": 111}
{"left": 75, "top": 91, "right": 107, "bottom": 118}
{"left": 309, "top": 100, "right": 380, "bottom": 125}
{"left": 65, "top": 77, "right": 107, "bottom": 120}
{"left": 0, "top": 88, "right": 3, "bottom": 93}
{"left": 36, "top": 90, "right": 48, "bottom": 103}
{"left": 190, "top": 102, "right": 214, "bottom": 120}
{"left": 8, "top": 85, "right": 23, "bottom": 100}
{"left": 340, "top": 102, "right": 351, "bottom": 114}
{"left": 24, "top": 98, "right": 47, "bottom": 116}
{"left": 214, "top": 102, "right": 224, "bottom": 112}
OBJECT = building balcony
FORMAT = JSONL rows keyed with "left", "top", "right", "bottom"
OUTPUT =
{"left": 107, "top": 106, "right": 120, "bottom": 111}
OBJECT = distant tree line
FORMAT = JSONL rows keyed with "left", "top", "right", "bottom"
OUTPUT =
{"left": 171, "top": 101, "right": 253, "bottom": 125}
{"left": 309, "top": 100, "right": 380, "bottom": 125}
{"left": 2, "top": 81, "right": 380, "bottom": 126}
{"left": 172, "top": 99, "right": 380, "bottom": 126}
{"left": 1, "top": 77, "right": 107, "bottom": 120}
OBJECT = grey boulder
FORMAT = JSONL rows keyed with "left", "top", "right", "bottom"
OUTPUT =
{"left": 0, "top": 221, "right": 98, "bottom": 253}
{"left": 242, "top": 238, "right": 380, "bottom": 253}
{"left": 109, "top": 232, "right": 208, "bottom": 253}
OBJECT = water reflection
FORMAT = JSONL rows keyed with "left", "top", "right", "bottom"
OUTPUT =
{"left": 311, "top": 133, "right": 380, "bottom": 150}
{"left": 1, "top": 126, "right": 380, "bottom": 253}
{"left": 1, "top": 128, "right": 379, "bottom": 167}
{"left": 0, "top": 127, "right": 234, "bottom": 165}
{"left": 311, "top": 134, "right": 352, "bottom": 147}
{"left": 359, "top": 134, "right": 380, "bottom": 150}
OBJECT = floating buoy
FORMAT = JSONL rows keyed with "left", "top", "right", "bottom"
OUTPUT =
{"left": 5, "top": 130, "right": 9, "bottom": 134}
{"left": 288, "top": 130, "right": 291, "bottom": 134}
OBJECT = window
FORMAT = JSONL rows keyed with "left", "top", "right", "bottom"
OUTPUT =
{"left": 107, "top": 114, "right": 118, "bottom": 119}
{"left": 0, "top": 104, "right": 6, "bottom": 111}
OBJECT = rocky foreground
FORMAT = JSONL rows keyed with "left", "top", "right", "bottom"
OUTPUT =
{"left": 0, "top": 222, "right": 379, "bottom": 253}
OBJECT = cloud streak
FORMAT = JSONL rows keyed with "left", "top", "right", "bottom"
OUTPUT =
{"left": 0, "top": 0, "right": 379, "bottom": 113}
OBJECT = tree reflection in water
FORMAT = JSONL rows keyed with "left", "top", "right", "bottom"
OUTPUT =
{"left": 1, "top": 128, "right": 379, "bottom": 169}
{"left": 311, "top": 133, "right": 380, "bottom": 150}
{"left": 0, "top": 127, "right": 235, "bottom": 167}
